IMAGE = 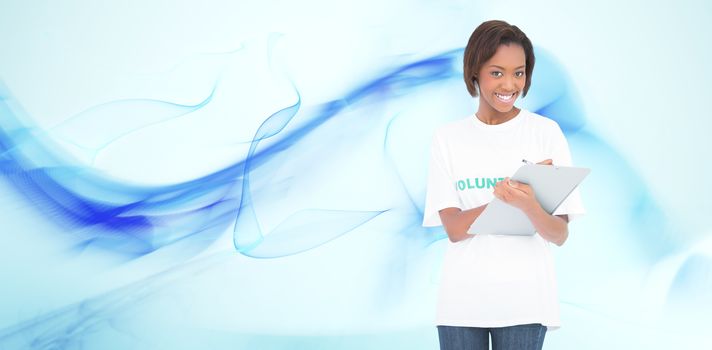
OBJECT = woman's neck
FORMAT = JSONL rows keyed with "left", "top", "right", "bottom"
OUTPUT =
{"left": 476, "top": 106, "right": 521, "bottom": 125}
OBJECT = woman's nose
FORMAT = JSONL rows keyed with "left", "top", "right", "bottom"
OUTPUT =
{"left": 501, "top": 76, "right": 516, "bottom": 90}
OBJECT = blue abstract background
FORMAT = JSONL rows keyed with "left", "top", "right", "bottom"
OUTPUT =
{"left": 1, "top": 1, "right": 711, "bottom": 349}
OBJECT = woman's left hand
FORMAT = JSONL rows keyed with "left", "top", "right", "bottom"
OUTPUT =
{"left": 493, "top": 177, "right": 540, "bottom": 212}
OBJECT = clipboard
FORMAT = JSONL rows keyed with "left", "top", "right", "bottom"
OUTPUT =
{"left": 467, "top": 164, "right": 590, "bottom": 236}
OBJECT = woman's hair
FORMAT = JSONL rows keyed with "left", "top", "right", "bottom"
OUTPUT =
{"left": 463, "top": 20, "right": 535, "bottom": 98}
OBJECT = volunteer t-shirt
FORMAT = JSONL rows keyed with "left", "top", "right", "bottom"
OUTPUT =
{"left": 422, "top": 109, "right": 585, "bottom": 330}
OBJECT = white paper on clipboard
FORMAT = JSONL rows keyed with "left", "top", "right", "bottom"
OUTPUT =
{"left": 467, "top": 164, "right": 590, "bottom": 236}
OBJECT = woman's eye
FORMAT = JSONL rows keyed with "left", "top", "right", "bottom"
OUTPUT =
{"left": 515, "top": 71, "right": 525, "bottom": 77}
{"left": 490, "top": 71, "right": 503, "bottom": 77}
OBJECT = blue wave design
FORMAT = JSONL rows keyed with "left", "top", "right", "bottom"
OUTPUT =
{"left": 0, "top": 48, "right": 467, "bottom": 258}
{"left": 50, "top": 88, "right": 217, "bottom": 164}
{"left": 0, "top": 42, "right": 692, "bottom": 350}
{"left": 0, "top": 46, "right": 671, "bottom": 263}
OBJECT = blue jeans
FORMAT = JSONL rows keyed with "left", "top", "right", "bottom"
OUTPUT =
{"left": 437, "top": 324, "right": 546, "bottom": 350}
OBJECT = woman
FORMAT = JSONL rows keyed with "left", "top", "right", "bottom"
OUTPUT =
{"left": 422, "top": 20, "right": 585, "bottom": 350}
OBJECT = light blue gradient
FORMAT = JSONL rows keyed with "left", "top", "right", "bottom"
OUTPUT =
{"left": 1, "top": 1, "right": 711, "bottom": 349}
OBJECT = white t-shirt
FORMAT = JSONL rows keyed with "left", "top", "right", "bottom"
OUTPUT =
{"left": 422, "top": 109, "right": 585, "bottom": 331}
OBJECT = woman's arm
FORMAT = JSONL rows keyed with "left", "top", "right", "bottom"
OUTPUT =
{"left": 493, "top": 178, "right": 570, "bottom": 246}
{"left": 521, "top": 206, "right": 570, "bottom": 246}
{"left": 438, "top": 205, "right": 487, "bottom": 243}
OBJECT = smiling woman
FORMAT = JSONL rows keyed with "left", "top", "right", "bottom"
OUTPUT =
{"left": 475, "top": 44, "right": 527, "bottom": 117}
{"left": 423, "top": 20, "right": 585, "bottom": 350}
{"left": 464, "top": 20, "right": 535, "bottom": 122}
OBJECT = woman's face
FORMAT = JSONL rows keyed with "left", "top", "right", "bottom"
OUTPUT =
{"left": 476, "top": 44, "right": 527, "bottom": 114}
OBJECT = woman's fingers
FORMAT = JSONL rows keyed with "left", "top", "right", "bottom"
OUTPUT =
{"left": 495, "top": 178, "right": 523, "bottom": 202}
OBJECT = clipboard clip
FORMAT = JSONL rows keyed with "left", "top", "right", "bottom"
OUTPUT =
{"left": 522, "top": 159, "right": 560, "bottom": 169}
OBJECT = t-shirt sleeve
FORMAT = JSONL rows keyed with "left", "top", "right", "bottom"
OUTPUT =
{"left": 549, "top": 124, "right": 586, "bottom": 220}
{"left": 422, "top": 132, "right": 462, "bottom": 227}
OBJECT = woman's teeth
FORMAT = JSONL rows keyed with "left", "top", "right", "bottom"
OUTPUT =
{"left": 495, "top": 92, "right": 515, "bottom": 102}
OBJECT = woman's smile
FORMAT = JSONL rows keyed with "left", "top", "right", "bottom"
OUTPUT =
{"left": 495, "top": 91, "right": 517, "bottom": 103}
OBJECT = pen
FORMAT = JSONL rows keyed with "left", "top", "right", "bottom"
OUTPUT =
{"left": 522, "top": 159, "right": 534, "bottom": 165}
